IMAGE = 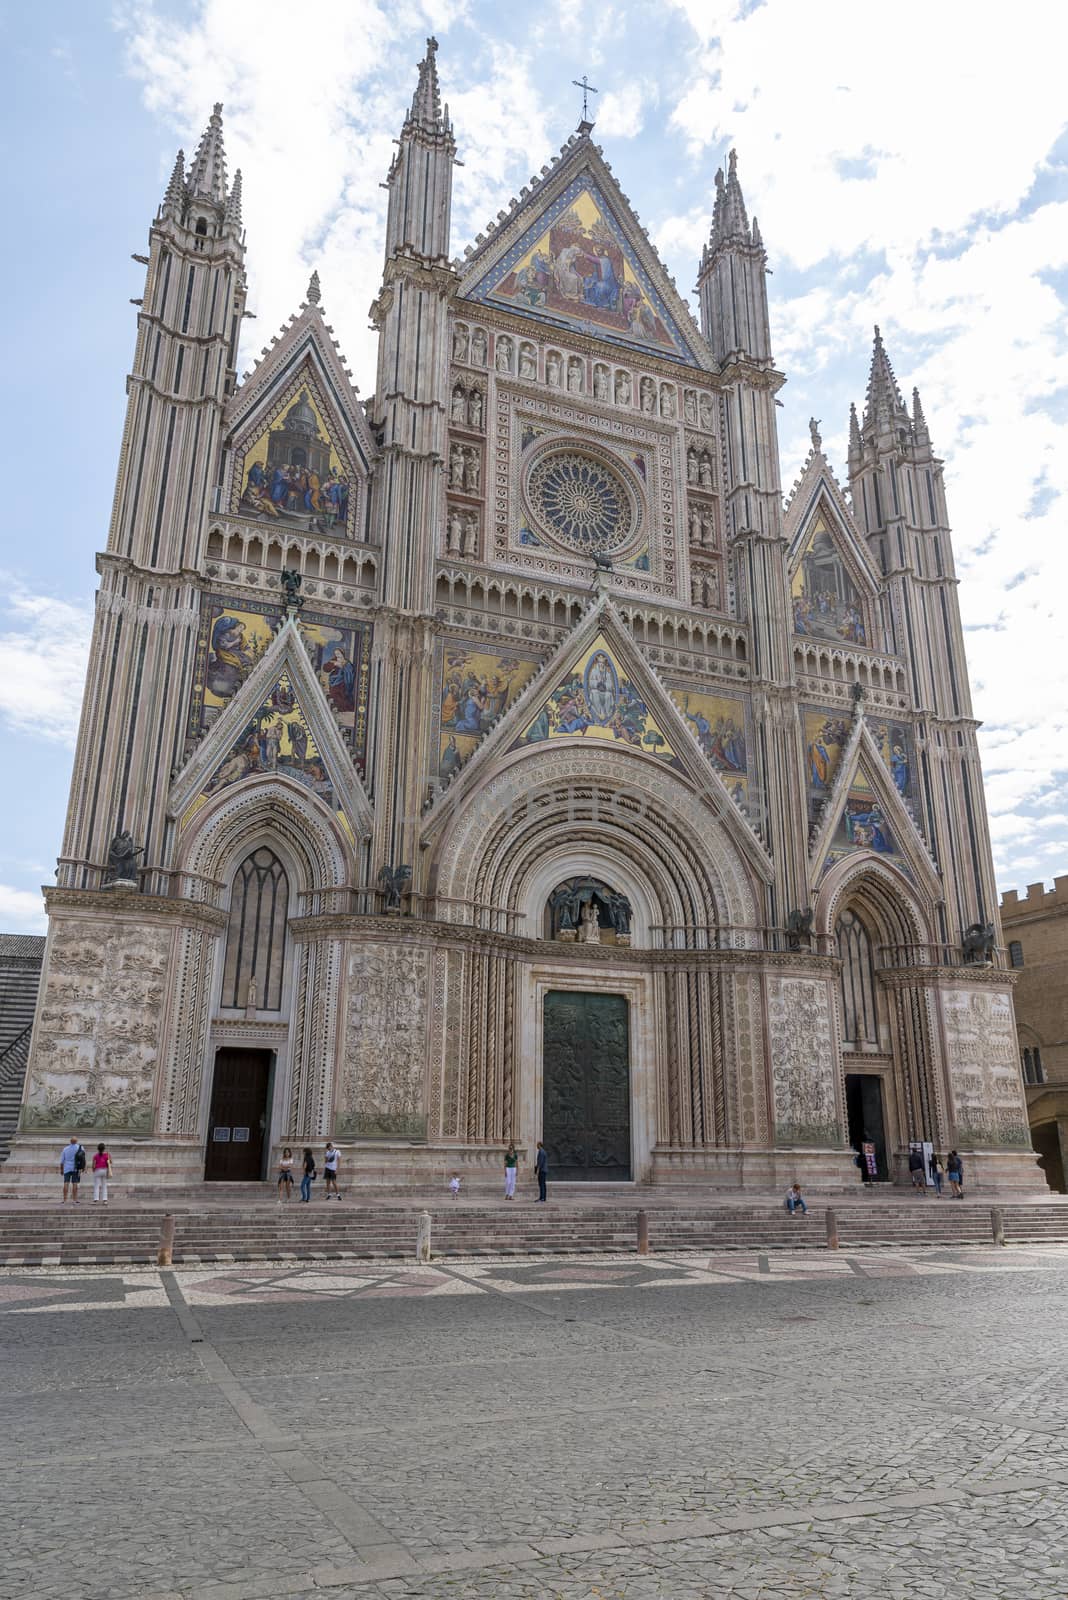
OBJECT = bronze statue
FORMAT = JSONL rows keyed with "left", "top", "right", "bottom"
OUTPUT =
{"left": 378, "top": 862, "right": 412, "bottom": 912}
{"left": 281, "top": 567, "right": 303, "bottom": 610}
{"left": 105, "top": 831, "right": 143, "bottom": 886}
{"left": 961, "top": 922, "right": 995, "bottom": 964}
{"left": 786, "top": 906, "right": 814, "bottom": 949}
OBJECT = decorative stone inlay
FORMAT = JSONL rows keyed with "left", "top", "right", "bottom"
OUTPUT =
{"left": 766, "top": 975, "right": 839, "bottom": 1146}
{"left": 941, "top": 987, "right": 1031, "bottom": 1147}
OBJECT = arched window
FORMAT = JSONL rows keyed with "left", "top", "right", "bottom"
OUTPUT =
{"left": 1022, "top": 1047, "right": 1044, "bottom": 1085}
{"left": 836, "top": 908, "right": 878, "bottom": 1045}
{"left": 222, "top": 847, "right": 289, "bottom": 1011}
{"left": 1008, "top": 940, "right": 1025, "bottom": 968}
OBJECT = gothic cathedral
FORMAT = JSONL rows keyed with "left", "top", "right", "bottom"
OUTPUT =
{"left": 8, "top": 42, "right": 1040, "bottom": 1193}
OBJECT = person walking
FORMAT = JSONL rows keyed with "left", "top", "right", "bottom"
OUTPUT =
{"left": 91, "top": 1143, "right": 112, "bottom": 1204}
{"left": 277, "top": 1147, "right": 294, "bottom": 1201}
{"left": 323, "top": 1141, "right": 341, "bottom": 1199}
{"left": 929, "top": 1151, "right": 944, "bottom": 1196}
{"left": 908, "top": 1146, "right": 928, "bottom": 1192}
{"left": 534, "top": 1141, "right": 548, "bottom": 1203}
{"left": 784, "top": 1183, "right": 808, "bottom": 1216}
{"left": 503, "top": 1142, "right": 518, "bottom": 1200}
{"left": 300, "top": 1147, "right": 316, "bottom": 1202}
{"left": 947, "top": 1150, "right": 964, "bottom": 1199}
{"left": 60, "top": 1136, "right": 84, "bottom": 1203}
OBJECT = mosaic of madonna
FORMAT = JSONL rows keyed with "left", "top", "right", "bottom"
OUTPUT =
{"left": 188, "top": 594, "right": 372, "bottom": 772}
{"left": 513, "top": 636, "right": 683, "bottom": 769}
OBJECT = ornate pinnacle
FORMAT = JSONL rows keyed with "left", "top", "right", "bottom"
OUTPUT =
{"left": 306, "top": 269, "right": 322, "bottom": 306}
{"left": 188, "top": 101, "right": 227, "bottom": 205}
{"left": 162, "top": 148, "right": 186, "bottom": 215}
{"left": 224, "top": 168, "right": 242, "bottom": 230}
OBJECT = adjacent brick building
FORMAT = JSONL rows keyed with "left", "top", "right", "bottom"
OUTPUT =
{"left": 1001, "top": 878, "right": 1068, "bottom": 1191}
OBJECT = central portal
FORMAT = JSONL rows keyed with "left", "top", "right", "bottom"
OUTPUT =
{"left": 543, "top": 990, "right": 631, "bottom": 1180}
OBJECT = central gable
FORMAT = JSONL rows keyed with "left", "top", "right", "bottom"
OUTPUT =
{"left": 465, "top": 173, "right": 694, "bottom": 363}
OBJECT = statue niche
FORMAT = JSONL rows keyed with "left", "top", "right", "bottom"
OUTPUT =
{"left": 546, "top": 876, "right": 632, "bottom": 947}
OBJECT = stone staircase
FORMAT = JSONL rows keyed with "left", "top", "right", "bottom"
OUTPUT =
{"left": 1, "top": 1200, "right": 1067, "bottom": 1266}
{"left": 0, "top": 934, "right": 44, "bottom": 1163}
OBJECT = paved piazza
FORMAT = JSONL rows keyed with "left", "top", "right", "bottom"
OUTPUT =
{"left": 4, "top": 1248, "right": 1068, "bottom": 1598}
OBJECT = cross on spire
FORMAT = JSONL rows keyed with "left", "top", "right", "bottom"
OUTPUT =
{"left": 571, "top": 73, "right": 598, "bottom": 125}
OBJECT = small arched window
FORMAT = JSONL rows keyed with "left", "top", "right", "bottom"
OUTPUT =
{"left": 195, "top": 217, "right": 207, "bottom": 236}
{"left": 1022, "top": 1047, "right": 1044, "bottom": 1085}
{"left": 222, "top": 847, "right": 289, "bottom": 1011}
{"left": 1008, "top": 940, "right": 1025, "bottom": 968}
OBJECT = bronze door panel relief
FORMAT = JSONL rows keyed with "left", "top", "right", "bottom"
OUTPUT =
{"left": 543, "top": 991, "right": 630, "bottom": 1180}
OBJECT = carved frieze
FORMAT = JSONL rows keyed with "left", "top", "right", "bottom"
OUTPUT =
{"left": 940, "top": 987, "right": 1030, "bottom": 1147}
{"left": 766, "top": 975, "right": 839, "bottom": 1146}
{"left": 335, "top": 946, "right": 430, "bottom": 1138}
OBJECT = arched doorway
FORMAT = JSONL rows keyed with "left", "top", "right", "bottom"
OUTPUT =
{"left": 827, "top": 865, "right": 938, "bottom": 1186}
{"left": 205, "top": 845, "right": 291, "bottom": 1181}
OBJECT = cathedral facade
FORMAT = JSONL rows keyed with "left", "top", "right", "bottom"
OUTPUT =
{"left": 8, "top": 43, "right": 1041, "bottom": 1192}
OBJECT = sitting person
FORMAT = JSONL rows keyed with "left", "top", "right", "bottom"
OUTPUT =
{"left": 784, "top": 1183, "right": 808, "bottom": 1216}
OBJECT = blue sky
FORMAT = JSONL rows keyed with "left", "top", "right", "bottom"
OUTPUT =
{"left": 1, "top": 0, "right": 1066, "bottom": 930}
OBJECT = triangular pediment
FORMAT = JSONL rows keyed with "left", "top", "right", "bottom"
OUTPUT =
{"left": 788, "top": 482, "right": 882, "bottom": 650}
{"left": 171, "top": 616, "right": 373, "bottom": 842}
{"left": 422, "top": 594, "right": 772, "bottom": 879}
{"left": 223, "top": 297, "right": 375, "bottom": 540}
{"left": 459, "top": 140, "right": 710, "bottom": 368}
{"left": 807, "top": 713, "right": 938, "bottom": 899}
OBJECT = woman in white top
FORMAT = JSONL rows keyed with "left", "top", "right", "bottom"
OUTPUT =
{"left": 277, "top": 1146, "right": 294, "bottom": 1200}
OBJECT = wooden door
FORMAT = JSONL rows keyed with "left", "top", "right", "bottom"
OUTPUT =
{"left": 204, "top": 1049, "right": 272, "bottom": 1181}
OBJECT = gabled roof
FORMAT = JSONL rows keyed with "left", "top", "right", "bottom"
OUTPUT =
{"left": 785, "top": 426, "right": 882, "bottom": 597}
{"left": 170, "top": 615, "right": 373, "bottom": 841}
{"left": 807, "top": 696, "right": 939, "bottom": 901}
{"left": 421, "top": 590, "right": 772, "bottom": 879}
{"left": 225, "top": 275, "right": 376, "bottom": 477}
{"left": 455, "top": 131, "right": 712, "bottom": 370}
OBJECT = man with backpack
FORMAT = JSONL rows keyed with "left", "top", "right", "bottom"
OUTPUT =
{"left": 60, "top": 1136, "right": 85, "bottom": 1203}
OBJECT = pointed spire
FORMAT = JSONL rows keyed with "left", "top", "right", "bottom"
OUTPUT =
{"left": 406, "top": 37, "right": 449, "bottom": 136}
{"left": 911, "top": 385, "right": 928, "bottom": 434}
{"left": 863, "top": 325, "right": 908, "bottom": 429}
{"left": 162, "top": 148, "right": 186, "bottom": 217}
{"left": 188, "top": 102, "right": 227, "bottom": 206}
{"left": 224, "top": 168, "right": 242, "bottom": 232}
{"left": 305, "top": 270, "right": 322, "bottom": 307}
{"left": 848, "top": 400, "right": 862, "bottom": 473}
{"left": 707, "top": 148, "right": 758, "bottom": 257}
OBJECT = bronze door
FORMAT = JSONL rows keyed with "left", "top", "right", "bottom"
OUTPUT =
{"left": 204, "top": 1049, "right": 272, "bottom": 1181}
{"left": 543, "top": 991, "right": 630, "bottom": 1180}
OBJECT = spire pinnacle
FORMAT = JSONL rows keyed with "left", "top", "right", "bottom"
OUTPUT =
{"left": 406, "top": 37, "right": 450, "bottom": 136}
{"left": 911, "top": 385, "right": 926, "bottom": 427}
{"left": 305, "top": 269, "right": 322, "bottom": 307}
{"left": 849, "top": 400, "right": 861, "bottom": 449}
{"left": 224, "top": 168, "right": 242, "bottom": 231}
{"left": 188, "top": 102, "right": 227, "bottom": 206}
{"left": 706, "top": 148, "right": 758, "bottom": 258}
{"left": 162, "top": 148, "right": 186, "bottom": 217}
{"left": 863, "top": 324, "right": 908, "bottom": 429}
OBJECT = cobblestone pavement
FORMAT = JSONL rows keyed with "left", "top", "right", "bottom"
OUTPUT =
{"left": 3, "top": 1248, "right": 1068, "bottom": 1598}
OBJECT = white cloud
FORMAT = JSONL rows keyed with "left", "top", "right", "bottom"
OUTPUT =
{"left": 0, "top": 586, "right": 93, "bottom": 745}
{"left": 0, "top": 884, "right": 46, "bottom": 932}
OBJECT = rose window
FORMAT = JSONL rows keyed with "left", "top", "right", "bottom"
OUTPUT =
{"left": 526, "top": 450, "right": 636, "bottom": 554}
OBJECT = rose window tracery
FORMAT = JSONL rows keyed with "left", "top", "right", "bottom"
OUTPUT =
{"left": 526, "top": 449, "right": 637, "bottom": 554}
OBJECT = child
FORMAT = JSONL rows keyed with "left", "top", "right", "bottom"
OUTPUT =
{"left": 449, "top": 1173, "right": 461, "bottom": 1198}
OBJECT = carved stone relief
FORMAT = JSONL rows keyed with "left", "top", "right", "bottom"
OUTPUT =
{"left": 940, "top": 987, "right": 1030, "bottom": 1146}
{"left": 766, "top": 975, "right": 839, "bottom": 1146}
{"left": 335, "top": 946, "right": 430, "bottom": 1138}
{"left": 23, "top": 920, "right": 172, "bottom": 1131}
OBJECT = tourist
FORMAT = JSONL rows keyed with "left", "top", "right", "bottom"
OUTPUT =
{"left": 503, "top": 1142, "right": 518, "bottom": 1199}
{"left": 784, "top": 1183, "right": 807, "bottom": 1216}
{"left": 91, "top": 1142, "right": 112, "bottom": 1204}
{"left": 947, "top": 1151, "right": 964, "bottom": 1199}
{"left": 908, "top": 1146, "right": 927, "bottom": 1192}
{"left": 449, "top": 1173, "right": 461, "bottom": 1198}
{"left": 300, "top": 1147, "right": 316, "bottom": 1202}
{"left": 277, "top": 1146, "right": 294, "bottom": 1201}
{"left": 929, "top": 1151, "right": 944, "bottom": 1196}
{"left": 323, "top": 1141, "right": 341, "bottom": 1198}
{"left": 60, "top": 1136, "right": 84, "bottom": 1203}
{"left": 534, "top": 1141, "right": 548, "bottom": 1202}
